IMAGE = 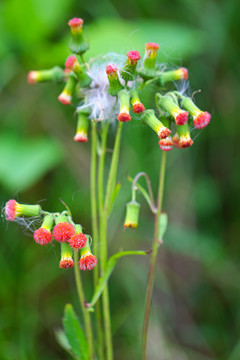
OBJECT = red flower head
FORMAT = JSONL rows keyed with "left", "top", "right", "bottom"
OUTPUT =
{"left": 117, "top": 112, "right": 131, "bottom": 122}
{"left": 59, "top": 258, "right": 74, "bottom": 269}
{"left": 106, "top": 64, "right": 118, "bottom": 75}
{"left": 159, "top": 137, "right": 173, "bottom": 152}
{"left": 145, "top": 42, "right": 160, "bottom": 51}
{"left": 68, "top": 18, "right": 84, "bottom": 28}
{"left": 34, "top": 228, "right": 52, "bottom": 245}
{"left": 79, "top": 254, "right": 97, "bottom": 271}
{"left": 5, "top": 199, "right": 17, "bottom": 221}
{"left": 193, "top": 111, "right": 211, "bottom": 129}
{"left": 53, "top": 220, "right": 75, "bottom": 242}
{"left": 65, "top": 55, "right": 78, "bottom": 70}
{"left": 69, "top": 232, "right": 87, "bottom": 250}
{"left": 127, "top": 50, "right": 141, "bottom": 63}
{"left": 4, "top": 199, "right": 42, "bottom": 221}
{"left": 175, "top": 111, "right": 189, "bottom": 126}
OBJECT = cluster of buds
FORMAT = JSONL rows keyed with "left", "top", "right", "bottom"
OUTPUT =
{"left": 27, "top": 16, "right": 211, "bottom": 150}
{"left": 3, "top": 200, "right": 97, "bottom": 271}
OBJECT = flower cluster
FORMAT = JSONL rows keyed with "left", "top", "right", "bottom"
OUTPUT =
{"left": 27, "top": 17, "right": 211, "bottom": 149}
{"left": 4, "top": 200, "right": 97, "bottom": 271}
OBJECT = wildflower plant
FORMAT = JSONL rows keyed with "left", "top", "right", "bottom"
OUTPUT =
{"left": 3, "top": 16, "right": 211, "bottom": 360}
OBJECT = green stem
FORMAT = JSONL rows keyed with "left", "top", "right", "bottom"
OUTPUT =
{"left": 73, "top": 251, "right": 94, "bottom": 360}
{"left": 90, "top": 122, "right": 104, "bottom": 360}
{"left": 104, "top": 122, "right": 123, "bottom": 215}
{"left": 99, "top": 121, "right": 123, "bottom": 360}
{"left": 142, "top": 151, "right": 167, "bottom": 360}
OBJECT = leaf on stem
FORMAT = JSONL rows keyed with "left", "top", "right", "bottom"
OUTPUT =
{"left": 63, "top": 303, "right": 89, "bottom": 360}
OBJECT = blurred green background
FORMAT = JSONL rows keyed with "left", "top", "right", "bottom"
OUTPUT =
{"left": 1, "top": 0, "right": 240, "bottom": 359}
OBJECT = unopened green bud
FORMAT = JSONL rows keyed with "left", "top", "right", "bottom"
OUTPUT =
{"left": 124, "top": 200, "right": 140, "bottom": 228}
{"left": 65, "top": 55, "right": 91, "bottom": 88}
{"left": 117, "top": 89, "right": 131, "bottom": 122}
{"left": 180, "top": 95, "right": 211, "bottom": 129}
{"left": 159, "top": 68, "right": 188, "bottom": 86}
{"left": 141, "top": 110, "right": 171, "bottom": 139}
{"left": 58, "top": 72, "right": 77, "bottom": 105}
{"left": 68, "top": 18, "right": 89, "bottom": 55}
{"left": 106, "top": 64, "right": 123, "bottom": 96}
{"left": 27, "top": 66, "right": 65, "bottom": 84}
{"left": 74, "top": 112, "right": 89, "bottom": 143}
{"left": 120, "top": 50, "right": 141, "bottom": 81}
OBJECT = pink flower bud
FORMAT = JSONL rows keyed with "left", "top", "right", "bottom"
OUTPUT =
{"left": 69, "top": 233, "right": 87, "bottom": 250}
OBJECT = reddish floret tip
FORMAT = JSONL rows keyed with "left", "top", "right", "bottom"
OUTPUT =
{"left": 179, "top": 139, "right": 194, "bottom": 148}
{"left": 27, "top": 71, "right": 37, "bottom": 84}
{"left": 34, "top": 228, "right": 52, "bottom": 245}
{"left": 175, "top": 111, "right": 188, "bottom": 125}
{"left": 145, "top": 42, "right": 160, "bottom": 50}
{"left": 68, "top": 18, "right": 83, "bottom": 27}
{"left": 106, "top": 64, "right": 118, "bottom": 74}
{"left": 59, "top": 259, "right": 74, "bottom": 269}
{"left": 127, "top": 50, "right": 141, "bottom": 62}
{"left": 117, "top": 112, "right": 131, "bottom": 122}
{"left": 74, "top": 133, "right": 88, "bottom": 142}
{"left": 124, "top": 223, "right": 137, "bottom": 229}
{"left": 158, "top": 127, "right": 171, "bottom": 139}
{"left": 194, "top": 112, "right": 211, "bottom": 129}
{"left": 180, "top": 67, "right": 188, "bottom": 80}
{"left": 58, "top": 93, "right": 71, "bottom": 105}
{"left": 79, "top": 255, "right": 97, "bottom": 271}
{"left": 132, "top": 102, "right": 145, "bottom": 113}
{"left": 69, "top": 233, "right": 87, "bottom": 250}
{"left": 65, "top": 55, "right": 77, "bottom": 69}
{"left": 159, "top": 138, "right": 173, "bottom": 151}
{"left": 53, "top": 222, "right": 75, "bottom": 242}
{"left": 5, "top": 199, "right": 17, "bottom": 221}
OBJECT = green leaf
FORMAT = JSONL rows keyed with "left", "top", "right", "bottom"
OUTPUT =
{"left": 55, "top": 329, "right": 72, "bottom": 353}
{"left": 63, "top": 304, "right": 89, "bottom": 360}
{"left": 0, "top": 134, "right": 63, "bottom": 192}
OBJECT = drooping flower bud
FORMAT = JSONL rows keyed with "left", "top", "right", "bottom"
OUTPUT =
{"left": 59, "top": 242, "right": 74, "bottom": 269}
{"left": 131, "top": 88, "right": 145, "bottom": 113}
{"left": 141, "top": 110, "right": 171, "bottom": 139}
{"left": 124, "top": 200, "right": 140, "bottom": 228}
{"left": 68, "top": 224, "right": 87, "bottom": 250}
{"left": 117, "top": 89, "right": 131, "bottom": 122}
{"left": 159, "top": 67, "right": 188, "bottom": 86}
{"left": 157, "top": 94, "right": 188, "bottom": 125}
{"left": 180, "top": 95, "right": 211, "bottom": 129}
{"left": 158, "top": 118, "right": 173, "bottom": 151}
{"left": 79, "top": 238, "right": 97, "bottom": 271}
{"left": 106, "top": 64, "right": 123, "bottom": 96}
{"left": 53, "top": 215, "right": 75, "bottom": 242}
{"left": 74, "top": 111, "right": 89, "bottom": 142}
{"left": 138, "top": 42, "right": 160, "bottom": 79}
{"left": 58, "top": 72, "right": 77, "bottom": 105}
{"left": 33, "top": 214, "right": 54, "bottom": 245}
{"left": 4, "top": 200, "right": 42, "bottom": 222}
{"left": 65, "top": 55, "right": 91, "bottom": 88}
{"left": 27, "top": 66, "right": 65, "bottom": 84}
{"left": 120, "top": 50, "right": 141, "bottom": 81}
{"left": 176, "top": 122, "right": 193, "bottom": 148}
{"left": 68, "top": 17, "right": 89, "bottom": 55}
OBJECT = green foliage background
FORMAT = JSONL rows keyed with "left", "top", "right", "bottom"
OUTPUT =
{"left": 0, "top": 0, "right": 239, "bottom": 359}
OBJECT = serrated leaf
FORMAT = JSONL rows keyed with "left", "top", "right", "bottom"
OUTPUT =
{"left": 63, "top": 304, "right": 89, "bottom": 360}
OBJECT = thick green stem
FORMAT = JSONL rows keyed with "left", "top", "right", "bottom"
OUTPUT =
{"left": 99, "top": 121, "right": 123, "bottom": 360}
{"left": 142, "top": 151, "right": 167, "bottom": 360}
{"left": 90, "top": 122, "right": 104, "bottom": 360}
{"left": 73, "top": 251, "right": 94, "bottom": 360}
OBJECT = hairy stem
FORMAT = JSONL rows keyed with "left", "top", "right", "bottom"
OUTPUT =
{"left": 90, "top": 121, "right": 104, "bottom": 360}
{"left": 142, "top": 151, "right": 167, "bottom": 360}
{"left": 73, "top": 251, "right": 94, "bottom": 360}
